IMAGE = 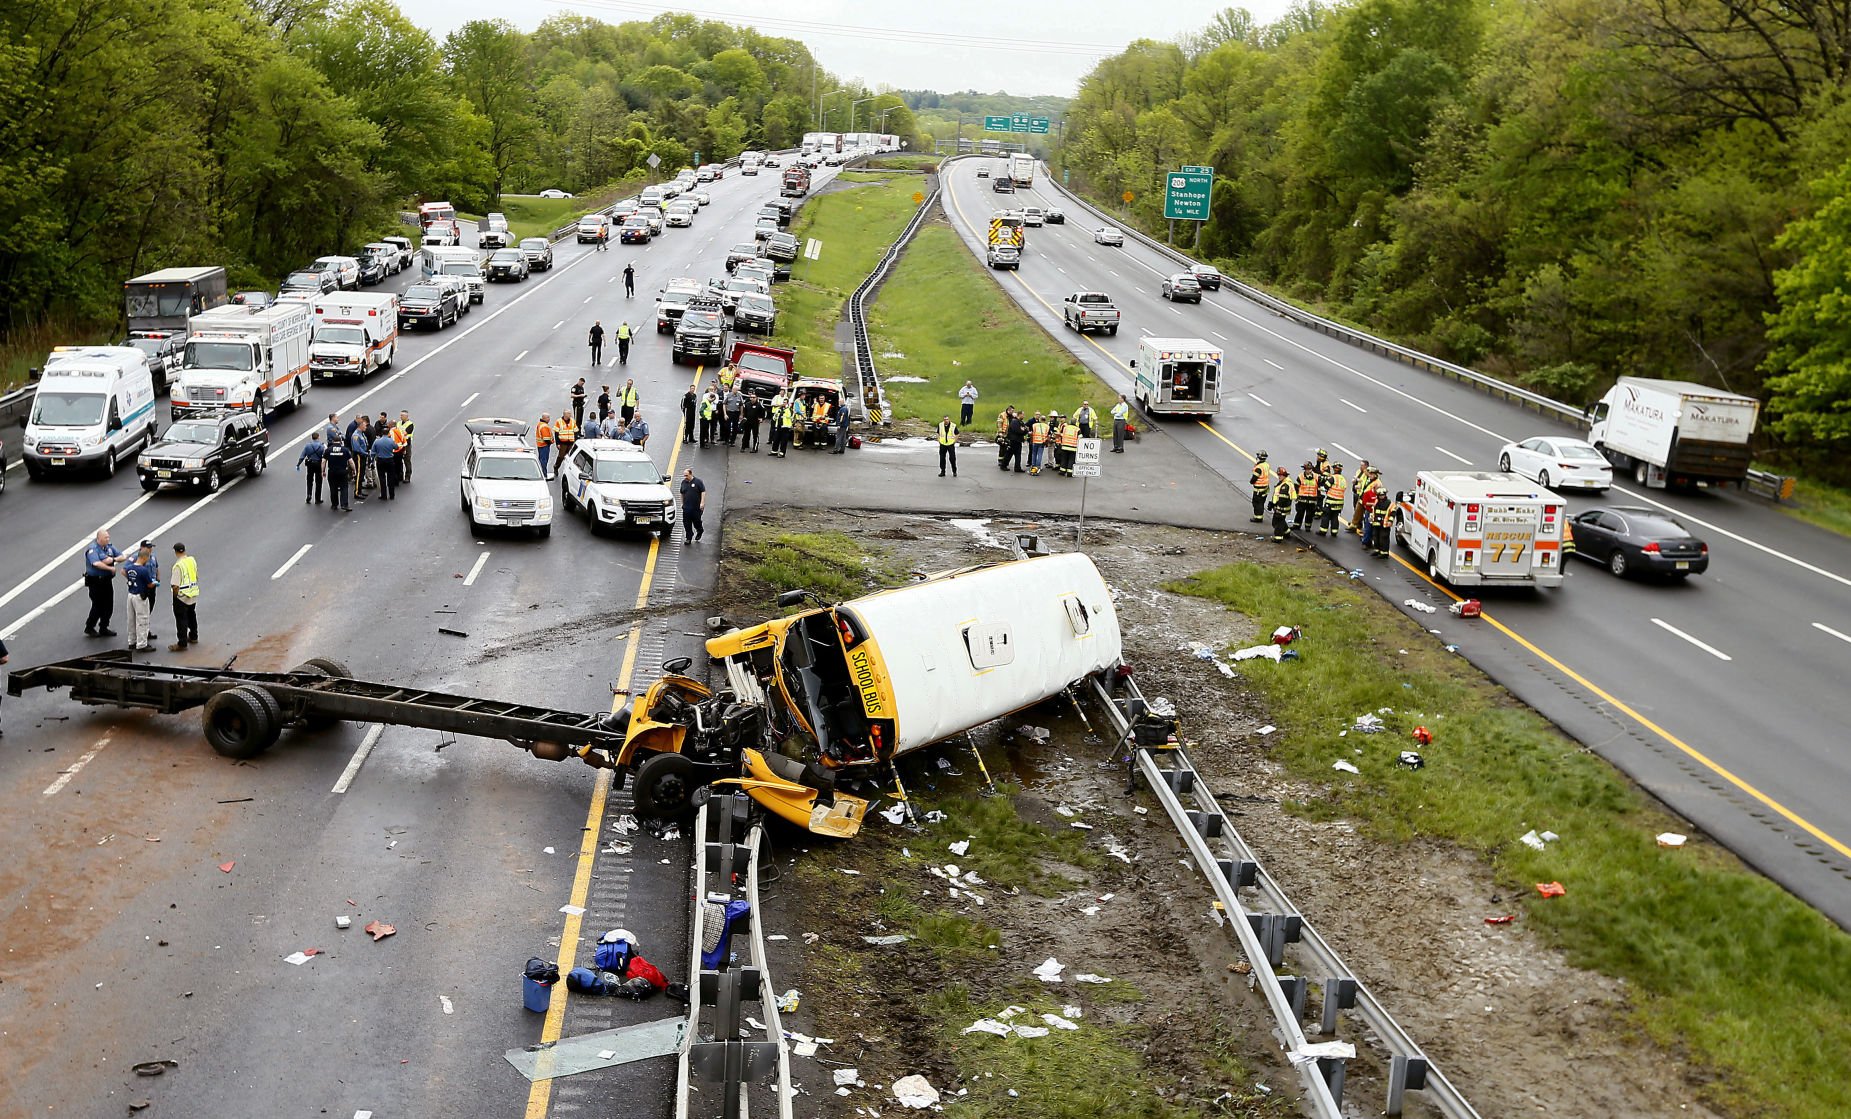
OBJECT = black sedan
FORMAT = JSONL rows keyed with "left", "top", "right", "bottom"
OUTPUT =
{"left": 1569, "top": 506, "right": 1709, "bottom": 579}
{"left": 1044, "top": 208, "right": 1065, "bottom": 224}
{"left": 1189, "top": 263, "right": 1223, "bottom": 291}
{"left": 357, "top": 255, "right": 389, "bottom": 286}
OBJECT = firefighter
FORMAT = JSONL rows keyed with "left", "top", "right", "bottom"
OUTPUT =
{"left": 1349, "top": 460, "right": 1371, "bottom": 534}
{"left": 1367, "top": 488, "right": 1397, "bottom": 556}
{"left": 1320, "top": 464, "right": 1346, "bottom": 536}
{"left": 1028, "top": 412, "right": 1050, "bottom": 475}
{"left": 1314, "top": 447, "right": 1329, "bottom": 477}
{"left": 1358, "top": 467, "right": 1384, "bottom": 548}
{"left": 1056, "top": 414, "right": 1080, "bottom": 476}
{"left": 1293, "top": 463, "right": 1320, "bottom": 530}
{"left": 1269, "top": 467, "right": 1294, "bottom": 541}
{"left": 1248, "top": 451, "right": 1270, "bottom": 522}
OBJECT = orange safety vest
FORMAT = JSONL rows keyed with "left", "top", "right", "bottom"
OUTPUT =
{"left": 1030, "top": 421, "right": 1049, "bottom": 445}
{"left": 1249, "top": 462, "right": 1269, "bottom": 488}
{"left": 811, "top": 401, "right": 829, "bottom": 422}
{"left": 1058, "top": 424, "right": 1079, "bottom": 450}
{"left": 1297, "top": 472, "right": 1320, "bottom": 499}
{"left": 536, "top": 422, "right": 554, "bottom": 446}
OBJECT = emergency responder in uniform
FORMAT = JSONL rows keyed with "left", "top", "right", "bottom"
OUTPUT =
{"left": 1367, "top": 485, "right": 1396, "bottom": 556}
{"left": 773, "top": 399, "right": 796, "bottom": 457}
{"left": 740, "top": 395, "right": 764, "bottom": 452}
{"left": 681, "top": 388, "right": 698, "bottom": 444}
{"left": 397, "top": 410, "right": 415, "bottom": 481}
{"left": 1314, "top": 448, "right": 1329, "bottom": 477}
{"left": 698, "top": 391, "right": 717, "bottom": 448}
{"left": 936, "top": 416, "right": 959, "bottom": 477}
{"left": 1269, "top": 467, "right": 1294, "bottom": 541}
{"left": 1110, "top": 395, "right": 1129, "bottom": 452}
{"left": 1248, "top": 451, "right": 1270, "bottom": 522}
{"left": 324, "top": 426, "right": 352, "bottom": 512}
{"left": 1075, "top": 401, "right": 1095, "bottom": 440}
{"left": 620, "top": 378, "right": 639, "bottom": 423}
{"left": 1293, "top": 462, "right": 1321, "bottom": 530}
{"left": 1320, "top": 465, "right": 1346, "bottom": 536}
{"left": 1002, "top": 409, "right": 1027, "bottom": 472}
{"left": 1028, "top": 412, "right": 1050, "bottom": 475}
{"left": 1358, "top": 467, "right": 1384, "bottom": 549}
{"left": 616, "top": 321, "right": 633, "bottom": 365}
{"left": 1057, "top": 414, "right": 1080, "bottom": 476}
{"left": 1348, "top": 460, "right": 1370, "bottom": 533}
{"left": 298, "top": 431, "right": 326, "bottom": 503}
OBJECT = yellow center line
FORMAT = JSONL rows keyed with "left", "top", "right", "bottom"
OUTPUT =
{"left": 524, "top": 363, "right": 708, "bottom": 1119}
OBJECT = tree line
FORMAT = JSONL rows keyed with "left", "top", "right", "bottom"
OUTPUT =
{"left": 0, "top": 0, "right": 923, "bottom": 346}
{"left": 1056, "top": 1, "right": 1851, "bottom": 472}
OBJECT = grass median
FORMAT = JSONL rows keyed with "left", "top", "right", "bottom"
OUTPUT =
{"left": 1174, "top": 560, "right": 1851, "bottom": 1119}
{"left": 867, "top": 221, "right": 1106, "bottom": 435}
{"left": 777, "top": 173, "right": 925, "bottom": 382}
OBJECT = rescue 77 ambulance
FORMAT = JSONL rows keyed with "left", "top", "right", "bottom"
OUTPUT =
{"left": 1396, "top": 471, "right": 1565, "bottom": 587}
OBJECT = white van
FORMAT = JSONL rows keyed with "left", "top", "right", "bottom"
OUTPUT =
{"left": 22, "top": 347, "right": 159, "bottom": 479}
{"left": 417, "top": 245, "right": 485, "bottom": 303}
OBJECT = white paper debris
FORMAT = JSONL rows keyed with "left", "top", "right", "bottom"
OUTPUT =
{"left": 440, "top": 996, "right": 454, "bottom": 1015}
{"left": 559, "top": 904, "right": 587, "bottom": 916}
{"left": 542, "top": 846, "right": 556, "bottom": 855}
{"left": 892, "top": 1074, "right": 939, "bottom": 1109}
{"left": 613, "top": 815, "right": 639, "bottom": 834}
{"left": 1133, "top": 805, "right": 1149, "bottom": 815}
{"left": 767, "top": 934, "right": 788, "bottom": 942}
{"left": 1257, "top": 725, "right": 1276, "bottom": 735}
{"left": 1403, "top": 599, "right": 1438, "bottom": 614}
{"left": 1070, "top": 822, "right": 1094, "bottom": 831}
{"left": 1074, "top": 973, "right": 1112, "bottom": 984}
{"left": 1232, "top": 644, "right": 1283, "bottom": 662}
{"left": 1041, "top": 1013, "right": 1080, "bottom": 1031}
{"left": 1054, "top": 804, "right": 1075, "bottom": 817}
{"left": 835, "top": 1068, "right": 864, "bottom": 1087}
{"left": 1519, "top": 830, "right": 1547, "bottom": 851}
{"left": 1062, "top": 1005, "right": 1082, "bottom": 1019}
{"left": 879, "top": 803, "right": 907, "bottom": 825}
{"left": 1657, "top": 832, "right": 1687, "bottom": 848}
{"left": 283, "top": 952, "right": 315, "bottom": 966}
{"left": 962, "top": 1018, "right": 1012, "bottom": 1037}
{"left": 793, "top": 1041, "right": 819, "bottom": 1057}
{"left": 996, "top": 1005, "right": 1026, "bottom": 1020}
{"left": 948, "top": 840, "right": 970, "bottom": 856}
{"left": 1013, "top": 1025, "right": 1051, "bottom": 1038}
{"left": 1032, "top": 957, "right": 1065, "bottom": 982}
{"left": 839, "top": 869, "right": 862, "bottom": 876}
{"left": 1080, "top": 905, "right": 1101, "bottom": 917}
{"left": 599, "top": 1049, "right": 617, "bottom": 1060}
{"left": 1332, "top": 760, "right": 1360, "bottom": 774}
{"left": 335, "top": 915, "right": 352, "bottom": 929}
{"left": 863, "top": 935, "right": 910, "bottom": 946}
{"left": 1289, "top": 1041, "right": 1357, "bottom": 1065}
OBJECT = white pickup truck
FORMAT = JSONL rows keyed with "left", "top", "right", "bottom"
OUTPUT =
{"left": 1062, "top": 292, "right": 1120, "bottom": 335}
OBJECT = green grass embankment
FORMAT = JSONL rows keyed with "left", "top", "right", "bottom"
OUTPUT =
{"left": 776, "top": 173, "right": 925, "bottom": 382}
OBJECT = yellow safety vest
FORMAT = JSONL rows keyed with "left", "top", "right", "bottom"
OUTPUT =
{"left": 622, "top": 385, "right": 639, "bottom": 407}
{"left": 779, "top": 406, "right": 796, "bottom": 427}
{"left": 938, "top": 422, "right": 959, "bottom": 445}
{"left": 1110, "top": 402, "right": 1129, "bottom": 421}
{"left": 617, "top": 324, "right": 632, "bottom": 340}
{"left": 701, "top": 399, "right": 716, "bottom": 419}
{"left": 172, "top": 555, "right": 199, "bottom": 602}
{"left": 1324, "top": 475, "right": 1346, "bottom": 506}
{"left": 719, "top": 368, "right": 735, "bottom": 389}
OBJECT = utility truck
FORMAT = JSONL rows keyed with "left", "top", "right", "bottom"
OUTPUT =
{"left": 1130, "top": 336, "right": 1221, "bottom": 417}
{"left": 1586, "top": 377, "right": 1760, "bottom": 488}
{"left": 172, "top": 304, "right": 311, "bottom": 419}
{"left": 1394, "top": 471, "right": 1565, "bottom": 588}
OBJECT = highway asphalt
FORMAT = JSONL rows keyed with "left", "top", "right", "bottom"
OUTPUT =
{"left": 941, "top": 159, "right": 1851, "bottom": 928}
{"left": 0, "top": 164, "right": 835, "bottom": 1116}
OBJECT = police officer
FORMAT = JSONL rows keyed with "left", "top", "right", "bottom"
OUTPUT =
{"left": 82, "top": 529, "right": 123, "bottom": 637}
{"left": 298, "top": 431, "right": 326, "bottom": 503}
{"left": 740, "top": 394, "right": 764, "bottom": 453}
{"left": 936, "top": 415, "right": 959, "bottom": 477}
{"left": 1001, "top": 409, "right": 1026, "bottom": 472}
{"left": 324, "top": 425, "right": 353, "bottom": 512}
{"left": 679, "top": 468, "right": 706, "bottom": 544}
{"left": 623, "top": 262, "right": 635, "bottom": 299}
{"left": 169, "top": 543, "right": 199, "bottom": 651}
{"left": 1248, "top": 451, "right": 1270, "bottom": 522}
{"left": 372, "top": 425, "right": 401, "bottom": 500}
{"left": 588, "top": 321, "right": 605, "bottom": 366}
{"left": 681, "top": 387, "right": 698, "bottom": 444}
{"left": 619, "top": 378, "right": 639, "bottom": 422}
{"left": 571, "top": 377, "right": 589, "bottom": 426}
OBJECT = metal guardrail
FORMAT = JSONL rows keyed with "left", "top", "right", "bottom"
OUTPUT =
{"left": 1035, "top": 170, "right": 1798, "bottom": 500}
{"left": 675, "top": 792, "right": 793, "bottom": 1119}
{"left": 1087, "top": 670, "right": 1480, "bottom": 1119}
{"left": 844, "top": 176, "right": 941, "bottom": 423}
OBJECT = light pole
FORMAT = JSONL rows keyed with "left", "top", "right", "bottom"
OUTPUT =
{"left": 850, "top": 97, "right": 876, "bottom": 135}
{"left": 820, "top": 87, "right": 844, "bottom": 131}
{"left": 878, "top": 107, "right": 894, "bottom": 134}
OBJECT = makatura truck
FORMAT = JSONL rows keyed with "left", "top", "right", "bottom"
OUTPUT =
{"left": 616, "top": 552, "right": 1123, "bottom": 835}
{"left": 1130, "top": 336, "right": 1222, "bottom": 417}
{"left": 1394, "top": 470, "right": 1566, "bottom": 587}
{"left": 172, "top": 304, "right": 312, "bottom": 419}
{"left": 1586, "top": 377, "right": 1760, "bottom": 488}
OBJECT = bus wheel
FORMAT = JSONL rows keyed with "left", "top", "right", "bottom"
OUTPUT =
{"left": 204, "top": 685, "right": 283, "bottom": 758}
{"left": 632, "top": 751, "right": 697, "bottom": 819}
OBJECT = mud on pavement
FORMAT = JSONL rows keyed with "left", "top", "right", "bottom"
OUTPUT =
{"left": 727, "top": 509, "right": 1719, "bottom": 1119}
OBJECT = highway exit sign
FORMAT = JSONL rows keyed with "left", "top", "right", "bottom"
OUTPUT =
{"left": 984, "top": 114, "right": 1052, "bottom": 134}
{"left": 1164, "top": 167, "right": 1213, "bottom": 221}
{"left": 983, "top": 115, "right": 1011, "bottom": 131}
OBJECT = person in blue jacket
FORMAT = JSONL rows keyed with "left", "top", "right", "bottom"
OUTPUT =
{"left": 372, "top": 427, "right": 400, "bottom": 500}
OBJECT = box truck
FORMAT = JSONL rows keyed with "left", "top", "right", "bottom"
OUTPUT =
{"left": 1394, "top": 471, "right": 1566, "bottom": 587}
{"left": 1586, "top": 377, "right": 1760, "bottom": 488}
{"left": 173, "top": 304, "right": 311, "bottom": 419}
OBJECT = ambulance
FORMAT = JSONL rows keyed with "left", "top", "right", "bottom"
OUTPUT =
{"left": 172, "top": 303, "right": 312, "bottom": 419}
{"left": 21, "top": 347, "right": 160, "bottom": 479}
{"left": 1395, "top": 471, "right": 1565, "bottom": 587}
{"left": 308, "top": 292, "right": 399, "bottom": 382}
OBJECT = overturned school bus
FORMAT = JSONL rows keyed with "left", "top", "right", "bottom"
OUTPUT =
{"left": 614, "top": 552, "right": 1122, "bottom": 835}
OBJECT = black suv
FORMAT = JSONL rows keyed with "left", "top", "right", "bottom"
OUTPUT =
{"left": 724, "top": 243, "right": 761, "bottom": 273}
{"left": 400, "top": 281, "right": 464, "bottom": 329}
{"left": 137, "top": 412, "right": 269, "bottom": 493}
{"left": 672, "top": 297, "right": 729, "bottom": 365}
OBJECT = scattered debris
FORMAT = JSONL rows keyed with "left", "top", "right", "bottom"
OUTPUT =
{"left": 862, "top": 935, "right": 909, "bottom": 946}
{"left": 284, "top": 949, "right": 321, "bottom": 966}
{"left": 878, "top": 803, "right": 908, "bottom": 825}
{"left": 1133, "top": 806, "right": 1149, "bottom": 816}
{"left": 838, "top": 868, "right": 862, "bottom": 876}
{"left": 1657, "top": 833, "right": 1687, "bottom": 848}
{"left": 440, "top": 995, "right": 455, "bottom": 1015}
{"left": 1073, "top": 973, "right": 1112, "bottom": 984}
{"left": 1053, "top": 804, "right": 1075, "bottom": 817}
{"left": 1404, "top": 599, "right": 1438, "bottom": 614}
{"left": 777, "top": 989, "right": 800, "bottom": 1012}
{"left": 1288, "top": 1040, "right": 1357, "bottom": 1065}
{"left": 1069, "top": 822, "right": 1094, "bottom": 831}
{"left": 1012, "top": 1025, "right": 1050, "bottom": 1038}
{"left": 335, "top": 915, "right": 352, "bottom": 929}
{"left": 218, "top": 861, "right": 236, "bottom": 873}
{"left": 603, "top": 841, "right": 632, "bottom": 855}
{"left": 1256, "top": 724, "right": 1276, "bottom": 736}
{"left": 1332, "top": 760, "right": 1360, "bottom": 775}
{"left": 560, "top": 904, "right": 587, "bottom": 916}
{"left": 1271, "top": 625, "right": 1300, "bottom": 644}
{"left": 1353, "top": 713, "right": 1385, "bottom": 734}
{"left": 892, "top": 1074, "right": 940, "bottom": 1109}
{"left": 1412, "top": 726, "right": 1433, "bottom": 745}
{"left": 766, "top": 934, "right": 789, "bottom": 942}
{"left": 834, "top": 1068, "right": 864, "bottom": 1087}
{"left": 1040, "top": 1013, "right": 1080, "bottom": 1031}
{"left": 542, "top": 846, "right": 556, "bottom": 855}
{"left": 612, "top": 815, "right": 639, "bottom": 835}
{"left": 1484, "top": 915, "right": 1516, "bottom": 926}
{"left": 364, "top": 920, "right": 396, "bottom": 941}
{"left": 1536, "top": 882, "right": 1566, "bottom": 898}
{"left": 437, "top": 627, "right": 469, "bottom": 638}
{"left": 216, "top": 798, "right": 254, "bottom": 805}
{"left": 947, "top": 840, "right": 970, "bottom": 857}
{"left": 1231, "top": 644, "right": 1283, "bottom": 662}
{"left": 1032, "top": 957, "right": 1065, "bottom": 982}
{"left": 962, "top": 1018, "right": 1013, "bottom": 1037}
{"left": 132, "top": 1060, "right": 178, "bottom": 1077}
{"left": 1450, "top": 599, "right": 1482, "bottom": 617}
{"left": 1397, "top": 751, "right": 1425, "bottom": 770}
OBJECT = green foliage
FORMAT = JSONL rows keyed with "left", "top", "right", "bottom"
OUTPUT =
{"left": 1173, "top": 560, "right": 1851, "bottom": 1119}
{"left": 1054, "top": 0, "right": 1851, "bottom": 477}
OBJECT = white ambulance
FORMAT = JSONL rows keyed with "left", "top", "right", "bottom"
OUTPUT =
{"left": 173, "top": 303, "right": 312, "bottom": 419}
{"left": 308, "top": 292, "right": 399, "bottom": 382}
{"left": 21, "top": 347, "right": 160, "bottom": 479}
{"left": 1395, "top": 470, "right": 1566, "bottom": 588}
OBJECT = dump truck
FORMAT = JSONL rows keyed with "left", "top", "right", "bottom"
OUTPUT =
{"left": 10, "top": 554, "right": 1124, "bottom": 839}
{"left": 1586, "top": 377, "right": 1760, "bottom": 489}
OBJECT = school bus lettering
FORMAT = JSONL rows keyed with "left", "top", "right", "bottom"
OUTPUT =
{"left": 849, "top": 646, "right": 887, "bottom": 717}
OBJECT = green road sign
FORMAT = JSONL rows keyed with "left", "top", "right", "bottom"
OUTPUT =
{"left": 986, "top": 114, "right": 1052, "bottom": 134}
{"left": 1164, "top": 169, "right": 1213, "bottom": 221}
{"left": 983, "top": 115, "right": 1011, "bottom": 131}
{"left": 1030, "top": 117, "right": 1051, "bottom": 134}
{"left": 1181, "top": 164, "right": 1213, "bottom": 175}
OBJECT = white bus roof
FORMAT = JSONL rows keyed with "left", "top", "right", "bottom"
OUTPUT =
{"left": 126, "top": 267, "right": 224, "bottom": 284}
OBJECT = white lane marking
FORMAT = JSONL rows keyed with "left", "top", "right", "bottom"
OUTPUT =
{"left": 1651, "top": 618, "right": 1732, "bottom": 662}
{"left": 460, "top": 392, "right": 479, "bottom": 409}
{"left": 1057, "top": 267, "right": 1066, "bottom": 274}
{"left": 1263, "top": 358, "right": 1284, "bottom": 370}
{"left": 1331, "top": 442, "right": 1360, "bottom": 460}
{"left": 1434, "top": 445, "right": 1472, "bottom": 464}
{"left": 462, "top": 550, "right": 491, "bottom": 587}
{"left": 331, "top": 724, "right": 385, "bottom": 794}
{"left": 270, "top": 543, "right": 312, "bottom": 581}
{"left": 0, "top": 494, "right": 157, "bottom": 622}
{"left": 608, "top": 276, "right": 616, "bottom": 283}
{"left": 1340, "top": 398, "right": 1367, "bottom": 413}
{"left": 44, "top": 736, "right": 110, "bottom": 797}
{"left": 582, "top": 296, "right": 592, "bottom": 304}
{"left": 514, "top": 350, "right": 528, "bottom": 363}
{"left": 1247, "top": 393, "right": 1272, "bottom": 408}
{"left": 1211, "top": 331, "right": 1228, "bottom": 341}
{"left": 3, "top": 237, "right": 604, "bottom": 640}
{"left": 1139, "top": 328, "right": 1153, "bottom": 336}
{"left": 1172, "top": 307, "right": 1184, "bottom": 315}
{"left": 1108, "top": 270, "right": 1118, "bottom": 277}
{"left": 551, "top": 320, "right": 564, "bottom": 330}
{"left": 1813, "top": 621, "right": 1851, "bottom": 645}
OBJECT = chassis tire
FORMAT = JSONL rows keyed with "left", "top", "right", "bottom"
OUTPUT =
{"left": 204, "top": 685, "right": 284, "bottom": 758}
{"left": 632, "top": 751, "right": 697, "bottom": 819}
{"left": 292, "top": 658, "right": 352, "bottom": 731}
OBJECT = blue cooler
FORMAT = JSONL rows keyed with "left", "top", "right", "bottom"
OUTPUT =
{"left": 523, "top": 976, "right": 552, "bottom": 1013}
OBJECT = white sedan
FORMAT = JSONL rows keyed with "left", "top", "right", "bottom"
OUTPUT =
{"left": 690, "top": 189, "right": 712, "bottom": 207}
{"left": 1093, "top": 227, "right": 1125, "bottom": 247}
{"left": 1498, "top": 435, "right": 1613, "bottom": 492}
{"left": 538, "top": 188, "right": 574, "bottom": 199}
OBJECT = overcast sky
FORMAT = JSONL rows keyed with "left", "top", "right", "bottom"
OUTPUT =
{"left": 392, "top": 0, "right": 1300, "bottom": 97}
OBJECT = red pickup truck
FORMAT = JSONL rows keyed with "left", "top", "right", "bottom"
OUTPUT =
{"left": 728, "top": 340, "right": 795, "bottom": 401}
